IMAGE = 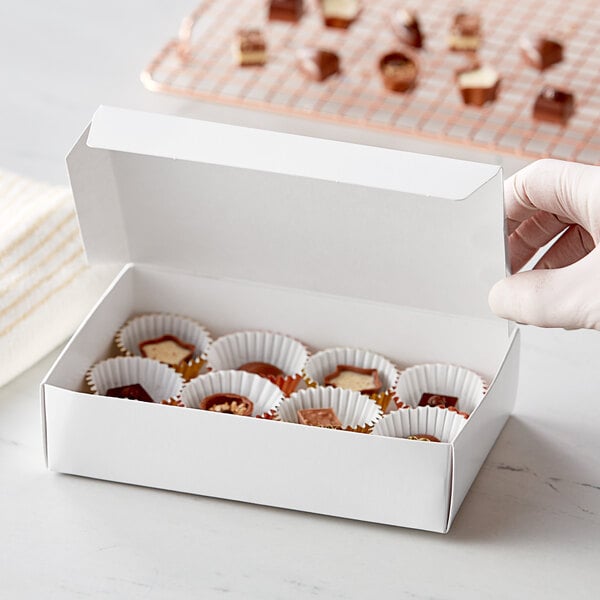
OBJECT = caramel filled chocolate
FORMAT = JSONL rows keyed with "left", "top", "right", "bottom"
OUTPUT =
{"left": 238, "top": 361, "right": 285, "bottom": 378}
{"left": 392, "top": 9, "right": 424, "bottom": 49}
{"left": 533, "top": 86, "right": 575, "bottom": 125}
{"left": 139, "top": 334, "right": 195, "bottom": 366}
{"left": 520, "top": 36, "right": 563, "bottom": 71}
{"left": 407, "top": 434, "right": 440, "bottom": 442}
{"left": 324, "top": 364, "right": 382, "bottom": 395}
{"left": 200, "top": 393, "right": 254, "bottom": 416}
{"left": 269, "top": 0, "right": 303, "bottom": 22}
{"left": 106, "top": 383, "right": 154, "bottom": 403}
{"left": 379, "top": 51, "right": 418, "bottom": 92}
{"left": 297, "top": 407, "right": 342, "bottom": 429}
{"left": 419, "top": 393, "right": 459, "bottom": 408}
{"left": 297, "top": 48, "right": 340, "bottom": 81}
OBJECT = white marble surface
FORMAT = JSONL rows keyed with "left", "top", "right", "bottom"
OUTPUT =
{"left": 2, "top": 1, "right": 600, "bottom": 598}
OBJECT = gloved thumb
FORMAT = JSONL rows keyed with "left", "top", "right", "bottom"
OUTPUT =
{"left": 488, "top": 249, "right": 600, "bottom": 330}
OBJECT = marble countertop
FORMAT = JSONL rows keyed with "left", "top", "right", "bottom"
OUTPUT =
{"left": 1, "top": 1, "right": 599, "bottom": 598}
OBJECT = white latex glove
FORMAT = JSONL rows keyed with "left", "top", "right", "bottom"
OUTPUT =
{"left": 489, "top": 159, "right": 600, "bottom": 330}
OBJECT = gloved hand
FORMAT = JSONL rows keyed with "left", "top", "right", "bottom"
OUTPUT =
{"left": 488, "top": 159, "right": 600, "bottom": 330}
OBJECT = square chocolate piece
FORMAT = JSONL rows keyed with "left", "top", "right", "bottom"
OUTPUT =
{"left": 269, "top": 0, "right": 303, "bottom": 23}
{"left": 296, "top": 48, "right": 340, "bottom": 82}
{"left": 106, "top": 383, "right": 154, "bottom": 403}
{"left": 233, "top": 29, "right": 267, "bottom": 66}
{"left": 533, "top": 87, "right": 575, "bottom": 125}
{"left": 520, "top": 37, "right": 563, "bottom": 71}
{"left": 320, "top": 0, "right": 360, "bottom": 29}
{"left": 419, "top": 393, "right": 458, "bottom": 408}
{"left": 449, "top": 12, "right": 480, "bottom": 51}
{"left": 297, "top": 407, "right": 342, "bottom": 429}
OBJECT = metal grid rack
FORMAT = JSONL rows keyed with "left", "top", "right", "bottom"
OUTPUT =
{"left": 142, "top": 0, "right": 600, "bottom": 164}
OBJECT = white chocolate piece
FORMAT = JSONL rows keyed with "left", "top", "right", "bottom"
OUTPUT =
{"left": 448, "top": 34, "right": 480, "bottom": 51}
{"left": 458, "top": 66, "right": 499, "bottom": 89}
{"left": 322, "top": 0, "right": 360, "bottom": 20}
{"left": 141, "top": 340, "right": 191, "bottom": 365}
{"left": 329, "top": 371, "right": 376, "bottom": 392}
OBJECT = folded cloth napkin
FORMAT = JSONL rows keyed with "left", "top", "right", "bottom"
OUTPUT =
{"left": 0, "top": 170, "right": 117, "bottom": 388}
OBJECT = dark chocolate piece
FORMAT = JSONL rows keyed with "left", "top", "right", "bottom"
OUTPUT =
{"left": 233, "top": 29, "right": 267, "bottom": 66}
{"left": 320, "top": 0, "right": 360, "bottom": 29}
{"left": 297, "top": 407, "right": 342, "bottom": 429}
{"left": 533, "top": 86, "right": 575, "bottom": 125}
{"left": 419, "top": 393, "right": 459, "bottom": 408}
{"left": 139, "top": 334, "right": 195, "bottom": 366}
{"left": 324, "top": 364, "right": 382, "bottom": 395}
{"left": 296, "top": 48, "right": 340, "bottom": 82}
{"left": 106, "top": 383, "right": 154, "bottom": 403}
{"left": 407, "top": 434, "right": 440, "bottom": 442}
{"left": 456, "top": 64, "right": 500, "bottom": 106}
{"left": 449, "top": 12, "right": 480, "bottom": 51}
{"left": 269, "top": 0, "right": 303, "bottom": 23}
{"left": 238, "top": 361, "right": 285, "bottom": 378}
{"left": 520, "top": 37, "right": 563, "bottom": 71}
{"left": 199, "top": 393, "right": 254, "bottom": 416}
{"left": 379, "top": 51, "right": 418, "bottom": 92}
{"left": 392, "top": 9, "right": 424, "bottom": 49}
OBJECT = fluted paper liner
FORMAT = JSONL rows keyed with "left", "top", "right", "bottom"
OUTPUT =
{"left": 394, "top": 363, "right": 486, "bottom": 415}
{"left": 87, "top": 356, "right": 184, "bottom": 404}
{"left": 206, "top": 330, "right": 309, "bottom": 396}
{"left": 116, "top": 313, "right": 212, "bottom": 380}
{"left": 303, "top": 347, "right": 399, "bottom": 411}
{"left": 180, "top": 369, "right": 284, "bottom": 418}
{"left": 373, "top": 406, "right": 467, "bottom": 442}
{"left": 278, "top": 387, "right": 382, "bottom": 433}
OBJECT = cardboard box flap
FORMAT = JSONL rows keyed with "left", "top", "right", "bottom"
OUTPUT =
{"left": 68, "top": 106, "right": 505, "bottom": 320}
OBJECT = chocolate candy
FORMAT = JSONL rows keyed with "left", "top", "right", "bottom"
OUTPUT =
{"left": 392, "top": 9, "right": 424, "bottom": 49}
{"left": 161, "top": 398, "right": 185, "bottom": 407}
{"left": 324, "top": 364, "right": 382, "bottom": 395}
{"left": 407, "top": 434, "right": 440, "bottom": 442}
{"left": 233, "top": 29, "right": 267, "bottom": 66}
{"left": 533, "top": 86, "right": 575, "bottom": 125}
{"left": 238, "top": 361, "right": 285, "bottom": 378}
{"left": 319, "top": 0, "right": 360, "bottom": 29}
{"left": 379, "top": 51, "right": 418, "bottom": 92}
{"left": 448, "top": 12, "right": 480, "bottom": 51}
{"left": 139, "top": 334, "right": 195, "bottom": 366}
{"left": 297, "top": 407, "right": 342, "bottom": 429}
{"left": 457, "top": 64, "right": 500, "bottom": 106}
{"left": 419, "top": 393, "right": 459, "bottom": 408}
{"left": 200, "top": 393, "right": 254, "bottom": 416}
{"left": 268, "top": 0, "right": 303, "bottom": 22}
{"left": 520, "top": 37, "right": 563, "bottom": 71}
{"left": 297, "top": 48, "right": 340, "bottom": 81}
{"left": 106, "top": 383, "right": 154, "bottom": 403}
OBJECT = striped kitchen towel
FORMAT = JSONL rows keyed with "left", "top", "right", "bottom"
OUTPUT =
{"left": 0, "top": 170, "right": 117, "bottom": 388}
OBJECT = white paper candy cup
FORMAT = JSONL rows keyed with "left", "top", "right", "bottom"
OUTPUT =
{"left": 394, "top": 363, "right": 486, "bottom": 415}
{"left": 87, "top": 356, "right": 184, "bottom": 404}
{"left": 278, "top": 387, "right": 382, "bottom": 433}
{"left": 116, "top": 313, "right": 213, "bottom": 380}
{"left": 303, "top": 347, "right": 399, "bottom": 411}
{"left": 373, "top": 406, "right": 468, "bottom": 442}
{"left": 206, "top": 330, "right": 309, "bottom": 395}
{"left": 180, "top": 370, "right": 284, "bottom": 418}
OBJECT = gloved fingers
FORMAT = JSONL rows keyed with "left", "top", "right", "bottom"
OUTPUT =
{"left": 504, "top": 159, "right": 596, "bottom": 235}
{"left": 508, "top": 210, "right": 570, "bottom": 272}
{"left": 533, "top": 224, "right": 596, "bottom": 271}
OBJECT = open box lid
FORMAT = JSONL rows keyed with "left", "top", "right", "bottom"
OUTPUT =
{"left": 67, "top": 106, "right": 505, "bottom": 321}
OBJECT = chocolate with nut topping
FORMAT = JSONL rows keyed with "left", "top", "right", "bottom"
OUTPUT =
{"left": 407, "top": 434, "right": 441, "bottom": 442}
{"left": 106, "top": 383, "right": 154, "bottom": 403}
{"left": 200, "top": 393, "right": 254, "bottom": 416}
{"left": 269, "top": 0, "right": 303, "bottom": 22}
{"left": 418, "top": 393, "right": 459, "bottom": 408}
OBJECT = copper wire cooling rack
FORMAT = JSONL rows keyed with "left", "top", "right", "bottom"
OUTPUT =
{"left": 142, "top": 0, "right": 600, "bottom": 164}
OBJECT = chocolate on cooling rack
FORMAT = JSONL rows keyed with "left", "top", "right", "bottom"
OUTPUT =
{"left": 268, "top": 0, "right": 303, "bottom": 23}
{"left": 520, "top": 36, "right": 563, "bottom": 71}
{"left": 448, "top": 12, "right": 481, "bottom": 52}
{"left": 456, "top": 63, "right": 500, "bottom": 106}
{"left": 392, "top": 9, "right": 424, "bottom": 49}
{"left": 232, "top": 29, "right": 267, "bottom": 66}
{"left": 319, "top": 0, "right": 360, "bottom": 29}
{"left": 379, "top": 51, "right": 418, "bottom": 92}
{"left": 533, "top": 86, "right": 575, "bottom": 125}
{"left": 199, "top": 393, "right": 254, "bottom": 416}
{"left": 106, "top": 383, "right": 154, "bottom": 403}
{"left": 297, "top": 48, "right": 340, "bottom": 81}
